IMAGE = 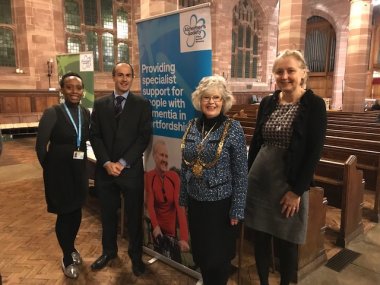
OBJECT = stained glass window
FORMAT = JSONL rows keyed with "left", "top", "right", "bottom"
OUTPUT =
{"left": 231, "top": 0, "right": 261, "bottom": 79}
{"left": 86, "top": 31, "right": 99, "bottom": 71}
{"left": 0, "top": 0, "right": 12, "bottom": 24}
{"left": 65, "top": 0, "right": 81, "bottom": 33}
{"left": 102, "top": 0, "right": 113, "bottom": 29}
{"left": 64, "top": 0, "right": 131, "bottom": 71}
{"left": 67, "top": 37, "right": 81, "bottom": 53}
{"left": 118, "top": 42, "right": 129, "bottom": 62}
{"left": 84, "top": 0, "right": 97, "bottom": 26}
{"left": 117, "top": 9, "right": 128, "bottom": 39}
{"left": 0, "top": 28, "right": 15, "bottom": 67}
{"left": 102, "top": 33, "right": 114, "bottom": 71}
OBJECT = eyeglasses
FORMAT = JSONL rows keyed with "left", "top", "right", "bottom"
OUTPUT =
{"left": 201, "top": 95, "right": 222, "bottom": 103}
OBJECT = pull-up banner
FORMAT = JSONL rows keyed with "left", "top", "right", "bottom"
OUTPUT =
{"left": 137, "top": 3, "right": 212, "bottom": 279}
{"left": 138, "top": 4, "right": 212, "bottom": 139}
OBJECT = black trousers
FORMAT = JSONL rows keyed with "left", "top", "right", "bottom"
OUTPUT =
{"left": 200, "top": 261, "right": 230, "bottom": 285}
{"left": 97, "top": 177, "right": 144, "bottom": 263}
{"left": 253, "top": 230, "right": 298, "bottom": 285}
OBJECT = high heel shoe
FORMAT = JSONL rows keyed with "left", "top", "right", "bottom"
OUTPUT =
{"left": 61, "top": 259, "right": 79, "bottom": 279}
{"left": 71, "top": 251, "right": 83, "bottom": 265}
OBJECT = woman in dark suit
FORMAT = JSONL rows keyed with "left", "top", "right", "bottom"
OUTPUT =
{"left": 180, "top": 75, "right": 248, "bottom": 285}
{"left": 35, "top": 72, "right": 90, "bottom": 279}
{"left": 245, "top": 50, "right": 327, "bottom": 285}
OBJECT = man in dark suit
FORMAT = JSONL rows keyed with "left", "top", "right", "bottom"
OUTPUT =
{"left": 89, "top": 62, "right": 152, "bottom": 276}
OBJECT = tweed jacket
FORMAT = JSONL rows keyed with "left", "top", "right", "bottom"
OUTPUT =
{"left": 179, "top": 118, "right": 248, "bottom": 220}
{"left": 248, "top": 89, "right": 327, "bottom": 196}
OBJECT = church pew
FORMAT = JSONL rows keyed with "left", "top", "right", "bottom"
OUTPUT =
{"left": 314, "top": 155, "right": 364, "bottom": 247}
{"left": 327, "top": 116, "right": 380, "bottom": 124}
{"left": 327, "top": 123, "right": 380, "bottom": 134}
{"left": 243, "top": 127, "right": 380, "bottom": 142}
{"left": 327, "top": 119, "right": 380, "bottom": 128}
{"left": 327, "top": 110, "right": 380, "bottom": 118}
{"left": 296, "top": 186, "right": 328, "bottom": 282}
{"left": 322, "top": 145, "right": 380, "bottom": 222}
{"left": 324, "top": 135, "right": 380, "bottom": 152}
{"left": 326, "top": 129, "right": 380, "bottom": 141}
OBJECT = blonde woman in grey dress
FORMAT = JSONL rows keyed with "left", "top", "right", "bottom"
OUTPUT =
{"left": 245, "top": 50, "right": 327, "bottom": 285}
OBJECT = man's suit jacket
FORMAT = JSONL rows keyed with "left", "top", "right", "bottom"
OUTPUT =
{"left": 90, "top": 92, "right": 152, "bottom": 182}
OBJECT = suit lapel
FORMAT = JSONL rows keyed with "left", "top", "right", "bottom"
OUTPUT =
{"left": 106, "top": 94, "right": 117, "bottom": 131}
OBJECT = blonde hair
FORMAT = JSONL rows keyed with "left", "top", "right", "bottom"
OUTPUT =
{"left": 273, "top": 49, "right": 309, "bottom": 87}
{"left": 191, "top": 75, "right": 234, "bottom": 114}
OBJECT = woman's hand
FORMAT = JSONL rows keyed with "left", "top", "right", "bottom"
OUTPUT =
{"left": 280, "top": 191, "right": 300, "bottom": 218}
{"left": 230, "top": 218, "right": 239, "bottom": 226}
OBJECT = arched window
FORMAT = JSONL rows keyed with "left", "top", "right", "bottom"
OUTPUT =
{"left": 305, "top": 16, "right": 336, "bottom": 73}
{"left": 231, "top": 0, "right": 261, "bottom": 79}
{"left": 0, "top": 0, "right": 15, "bottom": 67}
{"left": 64, "top": 0, "right": 131, "bottom": 72}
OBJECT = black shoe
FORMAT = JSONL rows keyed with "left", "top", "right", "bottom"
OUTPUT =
{"left": 132, "top": 260, "right": 146, "bottom": 277}
{"left": 91, "top": 253, "right": 117, "bottom": 271}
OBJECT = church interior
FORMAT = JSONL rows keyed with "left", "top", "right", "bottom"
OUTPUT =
{"left": 1, "top": 0, "right": 380, "bottom": 284}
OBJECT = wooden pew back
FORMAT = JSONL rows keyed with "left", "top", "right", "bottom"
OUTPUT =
{"left": 314, "top": 155, "right": 364, "bottom": 246}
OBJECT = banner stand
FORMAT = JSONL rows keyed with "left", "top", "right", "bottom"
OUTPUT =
{"left": 137, "top": 3, "right": 212, "bottom": 282}
{"left": 143, "top": 247, "right": 201, "bottom": 280}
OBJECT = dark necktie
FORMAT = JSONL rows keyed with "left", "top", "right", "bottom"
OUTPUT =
{"left": 114, "top": 96, "right": 125, "bottom": 118}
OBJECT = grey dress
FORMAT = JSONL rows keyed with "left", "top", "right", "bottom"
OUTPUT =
{"left": 245, "top": 102, "right": 309, "bottom": 244}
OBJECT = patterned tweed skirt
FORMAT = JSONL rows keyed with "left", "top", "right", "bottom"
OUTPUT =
{"left": 244, "top": 144, "right": 309, "bottom": 244}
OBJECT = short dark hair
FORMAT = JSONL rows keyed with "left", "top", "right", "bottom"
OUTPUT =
{"left": 112, "top": 62, "right": 134, "bottom": 78}
{"left": 60, "top": 72, "right": 84, "bottom": 88}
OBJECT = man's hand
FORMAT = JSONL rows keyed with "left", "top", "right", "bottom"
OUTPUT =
{"left": 178, "top": 240, "right": 190, "bottom": 252}
{"left": 152, "top": 226, "right": 163, "bottom": 238}
{"left": 104, "top": 162, "right": 124, "bottom": 176}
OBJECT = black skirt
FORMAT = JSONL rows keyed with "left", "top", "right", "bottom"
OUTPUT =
{"left": 188, "top": 197, "right": 237, "bottom": 269}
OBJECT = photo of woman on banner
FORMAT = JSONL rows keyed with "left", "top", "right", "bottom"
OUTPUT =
{"left": 145, "top": 139, "right": 190, "bottom": 263}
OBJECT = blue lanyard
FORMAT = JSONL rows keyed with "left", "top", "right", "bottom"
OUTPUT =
{"left": 64, "top": 103, "right": 82, "bottom": 150}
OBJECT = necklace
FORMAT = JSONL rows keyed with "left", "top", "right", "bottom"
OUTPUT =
{"left": 181, "top": 119, "right": 232, "bottom": 178}
{"left": 196, "top": 122, "right": 217, "bottom": 152}
{"left": 275, "top": 103, "right": 298, "bottom": 131}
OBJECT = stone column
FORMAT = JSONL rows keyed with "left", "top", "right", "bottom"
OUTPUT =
{"left": 277, "top": 0, "right": 307, "bottom": 52}
{"left": 140, "top": 0, "right": 177, "bottom": 18}
{"left": 343, "top": 0, "right": 372, "bottom": 112}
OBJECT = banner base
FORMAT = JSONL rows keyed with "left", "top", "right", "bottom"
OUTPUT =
{"left": 143, "top": 246, "right": 201, "bottom": 280}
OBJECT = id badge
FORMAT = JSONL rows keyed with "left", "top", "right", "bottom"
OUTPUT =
{"left": 73, "top": 151, "right": 85, "bottom": 160}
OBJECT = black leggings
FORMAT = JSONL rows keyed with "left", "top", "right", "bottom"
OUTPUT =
{"left": 253, "top": 230, "right": 298, "bottom": 285}
{"left": 55, "top": 208, "right": 82, "bottom": 266}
